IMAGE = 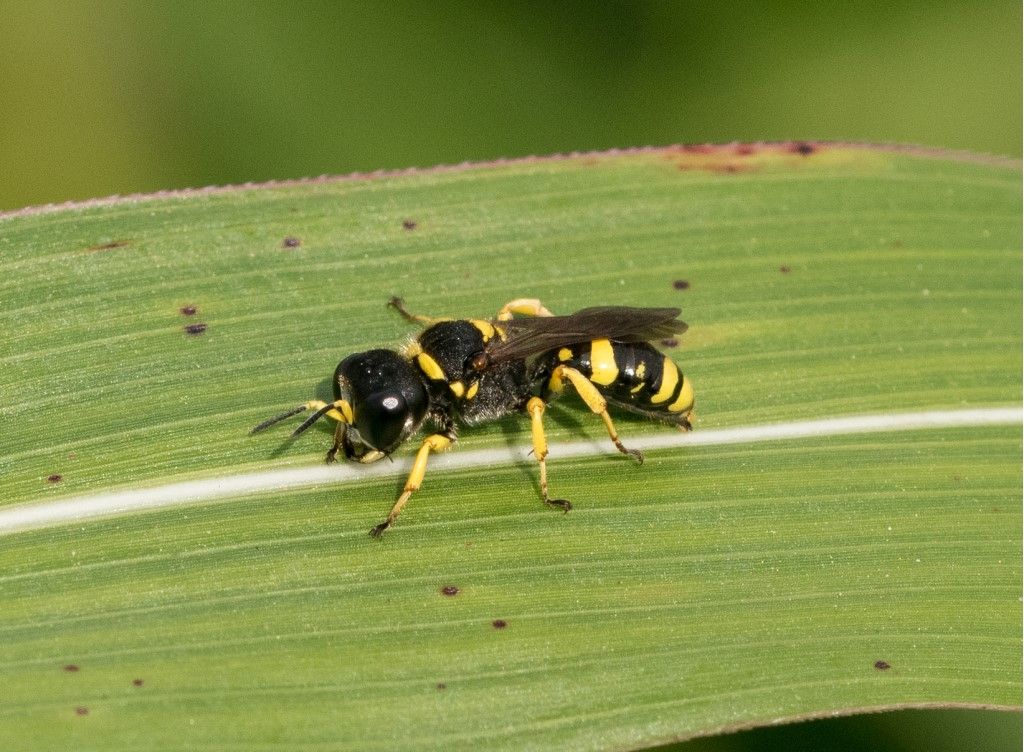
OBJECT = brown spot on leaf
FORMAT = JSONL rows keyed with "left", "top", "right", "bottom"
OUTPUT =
{"left": 734, "top": 143, "right": 756, "bottom": 156}
{"left": 47, "top": 474, "right": 63, "bottom": 484}
{"left": 179, "top": 305, "right": 198, "bottom": 316}
{"left": 132, "top": 678, "right": 144, "bottom": 687}
{"left": 282, "top": 236, "right": 301, "bottom": 248}
{"left": 673, "top": 279, "right": 690, "bottom": 290}
{"left": 660, "top": 337, "right": 679, "bottom": 348}
{"left": 874, "top": 660, "right": 891, "bottom": 671}
{"left": 402, "top": 219, "right": 417, "bottom": 230}
{"left": 435, "top": 682, "right": 447, "bottom": 690}
{"left": 440, "top": 586, "right": 460, "bottom": 597}
{"left": 63, "top": 664, "right": 80, "bottom": 672}
{"left": 184, "top": 323, "right": 208, "bottom": 335}
{"left": 491, "top": 619, "right": 508, "bottom": 630}
{"left": 791, "top": 141, "right": 816, "bottom": 156}
{"left": 779, "top": 265, "right": 791, "bottom": 274}
{"left": 75, "top": 706, "right": 89, "bottom": 716}
{"left": 87, "top": 239, "right": 130, "bottom": 252}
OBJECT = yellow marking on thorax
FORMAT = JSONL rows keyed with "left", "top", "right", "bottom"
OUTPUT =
{"left": 635, "top": 362, "right": 646, "bottom": 379}
{"left": 588, "top": 339, "right": 619, "bottom": 386}
{"left": 449, "top": 381, "right": 465, "bottom": 398}
{"left": 465, "top": 381, "right": 479, "bottom": 399}
{"left": 470, "top": 319, "right": 495, "bottom": 342}
{"left": 668, "top": 375, "right": 694, "bottom": 413}
{"left": 630, "top": 383, "right": 645, "bottom": 394}
{"left": 651, "top": 357, "right": 679, "bottom": 403}
{"left": 416, "top": 352, "right": 446, "bottom": 381}
{"left": 558, "top": 347, "right": 573, "bottom": 361}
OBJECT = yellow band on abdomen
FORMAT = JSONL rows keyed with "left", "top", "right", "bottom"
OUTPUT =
{"left": 668, "top": 375, "right": 694, "bottom": 413}
{"left": 651, "top": 357, "right": 679, "bottom": 404}
{"left": 588, "top": 339, "right": 619, "bottom": 386}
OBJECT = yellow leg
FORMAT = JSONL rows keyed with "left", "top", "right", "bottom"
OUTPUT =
{"left": 526, "top": 397, "right": 572, "bottom": 512}
{"left": 370, "top": 433, "right": 453, "bottom": 537}
{"left": 388, "top": 296, "right": 451, "bottom": 325}
{"left": 552, "top": 366, "right": 644, "bottom": 464}
{"left": 496, "top": 298, "right": 555, "bottom": 321}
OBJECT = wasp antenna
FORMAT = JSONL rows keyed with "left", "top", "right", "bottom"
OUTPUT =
{"left": 250, "top": 404, "right": 309, "bottom": 434}
{"left": 292, "top": 402, "right": 336, "bottom": 437}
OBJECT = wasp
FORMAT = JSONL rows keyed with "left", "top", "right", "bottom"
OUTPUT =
{"left": 251, "top": 298, "right": 694, "bottom": 536}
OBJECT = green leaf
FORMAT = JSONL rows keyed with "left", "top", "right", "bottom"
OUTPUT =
{"left": 1, "top": 144, "right": 1020, "bottom": 750}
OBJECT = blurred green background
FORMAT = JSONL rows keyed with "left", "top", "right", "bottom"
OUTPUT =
{"left": 0, "top": 0, "right": 1019, "bottom": 211}
{"left": 1, "top": 1, "right": 1019, "bottom": 749}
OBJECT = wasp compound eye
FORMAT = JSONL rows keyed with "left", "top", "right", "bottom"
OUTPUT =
{"left": 356, "top": 392, "right": 410, "bottom": 452}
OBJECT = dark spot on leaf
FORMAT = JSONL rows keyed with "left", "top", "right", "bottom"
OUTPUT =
{"left": 673, "top": 279, "right": 690, "bottom": 290}
{"left": 402, "top": 219, "right": 417, "bottom": 231}
{"left": 132, "top": 678, "right": 144, "bottom": 687}
{"left": 435, "top": 682, "right": 447, "bottom": 690}
{"left": 874, "top": 660, "right": 891, "bottom": 671}
{"left": 491, "top": 619, "right": 508, "bottom": 630}
{"left": 734, "top": 143, "right": 756, "bottom": 156}
{"left": 282, "top": 236, "right": 301, "bottom": 248}
{"left": 660, "top": 337, "right": 679, "bottom": 348}
{"left": 87, "top": 239, "right": 130, "bottom": 252}
{"left": 179, "top": 305, "right": 197, "bottom": 316}
{"left": 791, "top": 141, "right": 815, "bottom": 156}
{"left": 681, "top": 144, "right": 716, "bottom": 154}
{"left": 779, "top": 265, "right": 792, "bottom": 274}
{"left": 47, "top": 474, "right": 63, "bottom": 484}
{"left": 184, "top": 323, "right": 207, "bottom": 335}
{"left": 75, "top": 706, "right": 89, "bottom": 716}
{"left": 63, "top": 664, "right": 80, "bottom": 672}
{"left": 440, "top": 586, "right": 460, "bottom": 597}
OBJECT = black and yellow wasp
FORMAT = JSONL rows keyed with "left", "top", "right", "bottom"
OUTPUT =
{"left": 252, "top": 297, "right": 695, "bottom": 536}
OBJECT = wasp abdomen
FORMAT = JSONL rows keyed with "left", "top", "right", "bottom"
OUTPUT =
{"left": 544, "top": 339, "right": 693, "bottom": 423}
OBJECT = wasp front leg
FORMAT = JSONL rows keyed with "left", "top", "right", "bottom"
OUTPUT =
{"left": 370, "top": 432, "right": 456, "bottom": 537}
{"left": 388, "top": 296, "right": 452, "bottom": 326}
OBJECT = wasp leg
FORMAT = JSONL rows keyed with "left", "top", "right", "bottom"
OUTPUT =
{"left": 551, "top": 365, "right": 644, "bottom": 464}
{"left": 325, "top": 423, "right": 345, "bottom": 463}
{"left": 526, "top": 397, "right": 571, "bottom": 512}
{"left": 370, "top": 433, "right": 455, "bottom": 537}
{"left": 387, "top": 296, "right": 452, "bottom": 326}
{"left": 495, "top": 298, "right": 555, "bottom": 321}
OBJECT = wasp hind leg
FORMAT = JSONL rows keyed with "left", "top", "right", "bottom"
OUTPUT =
{"left": 551, "top": 366, "right": 644, "bottom": 464}
{"left": 526, "top": 397, "right": 572, "bottom": 513}
{"left": 370, "top": 432, "right": 456, "bottom": 537}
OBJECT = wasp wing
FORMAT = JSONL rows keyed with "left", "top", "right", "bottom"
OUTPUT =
{"left": 485, "top": 306, "right": 687, "bottom": 364}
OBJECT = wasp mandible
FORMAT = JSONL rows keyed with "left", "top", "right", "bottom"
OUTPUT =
{"left": 252, "top": 298, "right": 694, "bottom": 536}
